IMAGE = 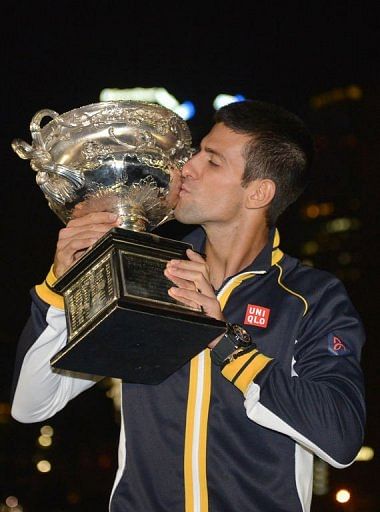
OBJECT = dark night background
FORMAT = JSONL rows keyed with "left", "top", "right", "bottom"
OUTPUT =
{"left": 0, "top": 2, "right": 379, "bottom": 511}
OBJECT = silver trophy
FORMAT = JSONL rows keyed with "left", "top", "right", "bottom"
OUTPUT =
{"left": 12, "top": 101, "right": 225, "bottom": 384}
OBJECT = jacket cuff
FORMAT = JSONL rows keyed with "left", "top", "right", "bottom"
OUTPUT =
{"left": 35, "top": 265, "right": 65, "bottom": 310}
{"left": 221, "top": 349, "right": 273, "bottom": 394}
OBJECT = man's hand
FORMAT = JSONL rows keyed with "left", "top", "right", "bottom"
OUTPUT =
{"left": 53, "top": 212, "right": 120, "bottom": 278}
{"left": 164, "top": 248, "right": 225, "bottom": 348}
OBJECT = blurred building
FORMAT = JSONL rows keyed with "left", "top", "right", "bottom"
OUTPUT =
{"left": 281, "top": 84, "right": 377, "bottom": 282}
{"left": 279, "top": 83, "right": 379, "bottom": 512}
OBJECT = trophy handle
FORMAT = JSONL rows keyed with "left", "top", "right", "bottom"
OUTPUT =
{"left": 11, "top": 109, "right": 59, "bottom": 159}
{"left": 30, "top": 108, "right": 60, "bottom": 149}
{"left": 12, "top": 109, "right": 85, "bottom": 204}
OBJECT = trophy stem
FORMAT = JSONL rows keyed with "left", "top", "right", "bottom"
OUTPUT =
{"left": 118, "top": 206, "right": 149, "bottom": 232}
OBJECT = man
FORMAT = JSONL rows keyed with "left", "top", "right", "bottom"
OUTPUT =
{"left": 11, "top": 100, "right": 366, "bottom": 512}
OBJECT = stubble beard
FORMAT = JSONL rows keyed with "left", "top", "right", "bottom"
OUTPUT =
{"left": 174, "top": 200, "right": 205, "bottom": 225}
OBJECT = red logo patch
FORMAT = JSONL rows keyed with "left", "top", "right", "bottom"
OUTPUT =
{"left": 333, "top": 336, "right": 345, "bottom": 351}
{"left": 244, "top": 304, "right": 271, "bottom": 328}
{"left": 327, "top": 333, "right": 350, "bottom": 355}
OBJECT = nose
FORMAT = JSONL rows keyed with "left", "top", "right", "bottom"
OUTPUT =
{"left": 181, "top": 159, "right": 194, "bottom": 178}
{"left": 181, "top": 151, "right": 200, "bottom": 178}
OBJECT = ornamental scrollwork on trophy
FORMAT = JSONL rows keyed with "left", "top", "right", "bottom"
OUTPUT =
{"left": 11, "top": 101, "right": 193, "bottom": 231}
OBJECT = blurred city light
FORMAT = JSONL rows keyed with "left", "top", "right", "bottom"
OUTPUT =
{"left": 213, "top": 94, "right": 245, "bottom": 110}
{"left": 302, "top": 240, "right": 319, "bottom": 256}
{"left": 313, "top": 458, "right": 329, "bottom": 495}
{"left": 67, "top": 491, "right": 81, "bottom": 505}
{"left": 325, "top": 217, "right": 360, "bottom": 233}
{"left": 99, "top": 87, "right": 195, "bottom": 119}
{"left": 337, "top": 252, "right": 352, "bottom": 265}
{"left": 310, "top": 84, "right": 363, "bottom": 109}
{"left": 335, "top": 489, "right": 351, "bottom": 504}
{"left": 5, "top": 496, "right": 18, "bottom": 508}
{"left": 106, "top": 378, "right": 122, "bottom": 411}
{"left": 38, "top": 424, "right": 54, "bottom": 447}
{"left": 355, "top": 446, "right": 374, "bottom": 462}
{"left": 1, "top": 497, "right": 23, "bottom": 512}
{"left": 319, "top": 202, "right": 334, "bottom": 216}
{"left": 0, "top": 402, "right": 11, "bottom": 424}
{"left": 36, "top": 459, "right": 52, "bottom": 473}
{"left": 305, "top": 204, "right": 320, "bottom": 218}
{"left": 40, "top": 425, "right": 54, "bottom": 437}
{"left": 304, "top": 202, "right": 334, "bottom": 219}
{"left": 38, "top": 434, "right": 52, "bottom": 447}
{"left": 174, "top": 100, "right": 196, "bottom": 121}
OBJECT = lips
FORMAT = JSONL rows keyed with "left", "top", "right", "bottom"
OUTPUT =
{"left": 179, "top": 184, "right": 191, "bottom": 196}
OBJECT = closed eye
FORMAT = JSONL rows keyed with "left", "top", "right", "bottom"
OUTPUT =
{"left": 191, "top": 146, "right": 220, "bottom": 166}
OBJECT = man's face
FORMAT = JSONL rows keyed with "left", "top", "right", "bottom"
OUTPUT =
{"left": 174, "top": 122, "right": 252, "bottom": 227}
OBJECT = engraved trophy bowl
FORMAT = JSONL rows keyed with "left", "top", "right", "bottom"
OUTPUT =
{"left": 12, "top": 101, "right": 226, "bottom": 384}
{"left": 11, "top": 100, "right": 191, "bottom": 231}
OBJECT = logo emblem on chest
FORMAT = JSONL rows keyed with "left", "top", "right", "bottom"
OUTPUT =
{"left": 244, "top": 304, "right": 271, "bottom": 328}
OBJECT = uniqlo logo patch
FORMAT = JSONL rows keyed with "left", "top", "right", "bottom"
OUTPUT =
{"left": 244, "top": 304, "right": 271, "bottom": 328}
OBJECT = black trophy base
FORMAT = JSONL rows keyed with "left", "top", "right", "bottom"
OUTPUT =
{"left": 51, "top": 300, "right": 225, "bottom": 384}
{"left": 51, "top": 228, "right": 226, "bottom": 384}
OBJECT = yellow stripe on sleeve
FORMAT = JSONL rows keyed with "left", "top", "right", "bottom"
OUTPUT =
{"left": 221, "top": 351, "right": 273, "bottom": 395}
{"left": 35, "top": 265, "right": 64, "bottom": 310}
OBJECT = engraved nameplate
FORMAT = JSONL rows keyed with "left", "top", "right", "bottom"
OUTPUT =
{"left": 65, "top": 252, "right": 117, "bottom": 340}
{"left": 120, "top": 251, "right": 175, "bottom": 305}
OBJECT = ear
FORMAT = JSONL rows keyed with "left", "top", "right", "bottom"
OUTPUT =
{"left": 245, "top": 179, "right": 276, "bottom": 209}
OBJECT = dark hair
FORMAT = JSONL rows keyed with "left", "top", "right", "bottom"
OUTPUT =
{"left": 214, "top": 100, "right": 315, "bottom": 226}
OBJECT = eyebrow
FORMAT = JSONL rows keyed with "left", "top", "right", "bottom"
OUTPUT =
{"left": 203, "top": 146, "right": 226, "bottom": 162}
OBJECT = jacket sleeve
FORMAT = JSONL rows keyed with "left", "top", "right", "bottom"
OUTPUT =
{"left": 221, "top": 278, "right": 366, "bottom": 468}
{"left": 11, "top": 277, "right": 98, "bottom": 424}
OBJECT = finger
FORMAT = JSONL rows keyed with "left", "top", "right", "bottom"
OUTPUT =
{"left": 167, "top": 288, "right": 202, "bottom": 310}
{"left": 69, "top": 211, "right": 119, "bottom": 226}
{"left": 53, "top": 213, "right": 120, "bottom": 279}
{"left": 60, "top": 212, "right": 120, "bottom": 237}
{"left": 54, "top": 237, "right": 99, "bottom": 277}
{"left": 186, "top": 248, "right": 207, "bottom": 263}
{"left": 166, "top": 259, "right": 210, "bottom": 283}
{"left": 168, "top": 288, "right": 224, "bottom": 320}
{"left": 167, "top": 259, "right": 206, "bottom": 272}
{"left": 165, "top": 267, "right": 215, "bottom": 298}
{"left": 58, "top": 225, "right": 115, "bottom": 244}
{"left": 73, "top": 249, "right": 87, "bottom": 261}
{"left": 164, "top": 268, "right": 196, "bottom": 290}
{"left": 56, "top": 236, "right": 99, "bottom": 254}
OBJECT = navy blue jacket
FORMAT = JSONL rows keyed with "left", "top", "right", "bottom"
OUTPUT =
{"left": 11, "top": 227, "right": 366, "bottom": 512}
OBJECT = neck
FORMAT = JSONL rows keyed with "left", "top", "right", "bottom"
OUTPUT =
{"left": 203, "top": 220, "right": 270, "bottom": 290}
